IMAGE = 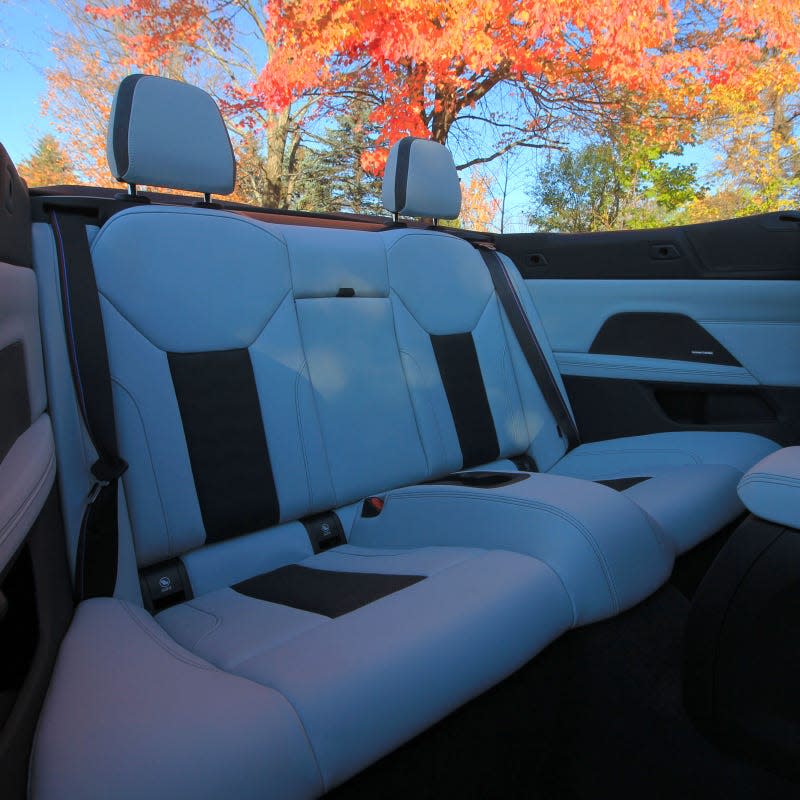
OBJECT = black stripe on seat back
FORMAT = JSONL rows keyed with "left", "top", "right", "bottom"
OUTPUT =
{"left": 430, "top": 332, "right": 500, "bottom": 469}
{"left": 168, "top": 348, "right": 280, "bottom": 542}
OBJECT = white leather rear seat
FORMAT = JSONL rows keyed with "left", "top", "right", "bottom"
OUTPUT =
{"left": 30, "top": 76, "right": 574, "bottom": 799}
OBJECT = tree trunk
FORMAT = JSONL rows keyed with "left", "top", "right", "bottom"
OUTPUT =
{"left": 263, "top": 107, "right": 291, "bottom": 208}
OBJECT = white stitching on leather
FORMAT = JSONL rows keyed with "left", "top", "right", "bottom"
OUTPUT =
{"left": 110, "top": 379, "right": 174, "bottom": 557}
{"left": 0, "top": 444, "right": 56, "bottom": 550}
{"left": 294, "top": 361, "right": 317, "bottom": 510}
{"left": 385, "top": 488, "right": 620, "bottom": 613}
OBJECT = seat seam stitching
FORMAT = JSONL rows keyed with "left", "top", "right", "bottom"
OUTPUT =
{"left": 0, "top": 445, "right": 56, "bottom": 547}
{"left": 385, "top": 490, "right": 619, "bottom": 611}
{"left": 284, "top": 251, "right": 341, "bottom": 509}
{"left": 294, "top": 361, "right": 317, "bottom": 511}
{"left": 110, "top": 378, "right": 174, "bottom": 557}
{"left": 398, "top": 348, "right": 440, "bottom": 474}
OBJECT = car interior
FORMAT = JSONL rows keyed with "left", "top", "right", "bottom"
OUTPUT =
{"left": 1, "top": 73, "right": 800, "bottom": 799}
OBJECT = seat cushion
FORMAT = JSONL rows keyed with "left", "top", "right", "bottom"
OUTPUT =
{"left": 617, "top": 464, "right": 746, "bottom": 553}
{"left": 348, "top": 476, "right": 674, "bottom": 625}
{"left": 551, "top": 431, "right": 780, "bottom": 476}
{"left": 548, "top": 431, "right": 780, "bottom": 552}
{"left": 158, "top": 545, "right": 572, "bottom": 790}
{"left": 737, "top": 446, "right": 800, "bottom": 530}
{"left": 30, "top": 598, "right": 325, "bottom": 800}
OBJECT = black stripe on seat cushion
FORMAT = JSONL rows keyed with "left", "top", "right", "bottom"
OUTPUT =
{"left": 595, "top": 477, "right": 651, "bottom": 491}
{"left": 168, "top": 348, "right": 280, "bottom": 542}
{"left": 430, "top": 332, "right": 500, "bottom": 469}
{"left": 233, "top": 564, "right": 425, "bottom": 618}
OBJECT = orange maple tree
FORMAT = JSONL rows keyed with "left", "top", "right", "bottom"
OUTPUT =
{"left": 44, "top": 0, "right": 800, "bottom": 220}
{"left": 457, "top": 170, "right": 501, "bottom": 230}
{"left": 258, "top": 0, "right": 800, "bottom": 172}
{"left": 47, "top": 1, "right": 314, "bottom": 204}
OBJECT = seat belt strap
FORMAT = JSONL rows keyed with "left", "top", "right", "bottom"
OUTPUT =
{"left": 478, "top": 247, "right": 580, "bottom": 452}
{"left": 50, "top": 209, "right": 127, "bottom": 600}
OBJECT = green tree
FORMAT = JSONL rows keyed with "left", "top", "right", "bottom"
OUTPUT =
{"left": 528, "top": 142, "right": 703, "bottom": 232}
{"left": 291, "top": 101, "right": 383, "bottom": 216}
{"left": 18, "top": 135, "right": 78, "bottom": 187}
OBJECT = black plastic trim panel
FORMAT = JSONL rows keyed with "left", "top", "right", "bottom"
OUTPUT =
{"left": 0, "top": 343, "right": 30, "bottom": 463}
{"left": 499, "top": 212, "right": 800, "bottom": 280}
{"left": 0, "top": 144, "right": 32, "bottom": 268}
{"left": 563, "top": 376, "right": 800, "bottom": 447}
{"left": 0, "top": 490, "right": 73, "bottom": 799}
{"left": 426, "top": 471, "right": 530, "bottom": 489}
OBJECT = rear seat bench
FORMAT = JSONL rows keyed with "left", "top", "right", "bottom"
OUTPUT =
{"left": 29, "top": 76, "right": 779, "bottom": 799}
{"left": 30, "top": 77, "right": 573, "bottom": 799}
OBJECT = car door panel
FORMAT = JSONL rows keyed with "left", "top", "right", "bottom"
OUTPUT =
{"left": 497, "top": 213, "right": 800, "bottom": 446}
{"left": 0, "top": 144, "right": 72, "bottom": 799}
{"left": 527, "top": 279, "right": 800, "bottom": 388}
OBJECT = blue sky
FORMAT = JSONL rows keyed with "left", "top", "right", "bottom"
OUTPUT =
{"left": 1, "top": 1, "right": 720, "bottom": 231}
{"left": 0, "top": 1, "right": 68, "bottom": 163}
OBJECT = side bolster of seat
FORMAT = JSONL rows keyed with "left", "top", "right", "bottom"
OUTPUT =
{"left": 32, "top": 222, "right": 143, "bottom": 604}
{"left": 349, "top": 474, "right": 675, "bottom": 625}
{"left": 0, "top": 415, "right": 55, "bottom": 571}
{"left": 738, "top": 446, "right": 800, "bottom": 530}
{"left": 620, "top": 464, "right": 745, "bottom": 554}
{"left": 553, "top": 431, "right": 781, "bottom": 476}
{"left": 30, "top": 598, "right": 324, "bottom": 800}
{"left": 501, "top": 254, "right": 575, "bottom": 465}
{"left": 31, "top": 223, "right": 95, "bottom": 576}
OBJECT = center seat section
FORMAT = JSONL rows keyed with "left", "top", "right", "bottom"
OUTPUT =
{"left": 275, "top": 220, "right": 673, "bottom": 624}
{"left": 30, "top": 76, "right": 573, "bottom": 799}
{"left": 352, "top": 138, "right": 780, "bottom": 557}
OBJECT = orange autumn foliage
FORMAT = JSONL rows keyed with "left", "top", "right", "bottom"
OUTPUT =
{"left": 47, "top": 0, "right": 800, "bottom": 198}
{"left": 459, "top": 171, "right": 501, "bottom": 230}
{"left": 17, "top": 135, "right": 78, "bottom": 187}
{"left": 258, "top": 1, "right": 800, "bottom": 172}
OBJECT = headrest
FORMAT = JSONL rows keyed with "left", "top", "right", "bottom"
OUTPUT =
{"left": 382, "top": 137, "right": 461, "bottom": 219}
{"left": 106, "top": 74, "right": 235, "bottom": 195}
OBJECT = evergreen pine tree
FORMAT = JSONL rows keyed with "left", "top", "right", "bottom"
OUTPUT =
{"left": 291, "top": 100, "right": 384, "bottom": 215}
{"left": 18, "top": 135, "right": 78, "bottom": 186}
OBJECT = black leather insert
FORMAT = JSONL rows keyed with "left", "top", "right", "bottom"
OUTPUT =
{"left": 595, "top": 477, "right": 651, "bottom": 492}
{"left": 234, "top": 565, "right": 425, "bottom": 618}
{"left": 168, "top": 348, "right": 280, "bottom": 542}
{"left": 430, "top": 332, "right": 500, "bottom": 469}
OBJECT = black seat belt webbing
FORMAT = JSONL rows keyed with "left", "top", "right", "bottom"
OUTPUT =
{"left": 478, "top": 247, "right": 580, "bottom": 452}
{"left": 50, "top": 209, "right": 127, "bottom": 600}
